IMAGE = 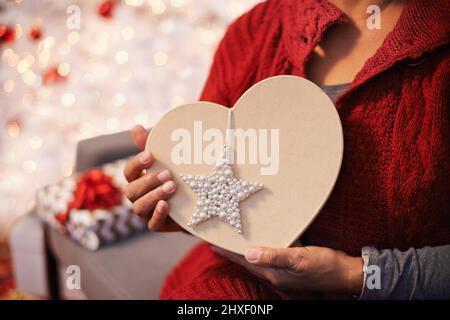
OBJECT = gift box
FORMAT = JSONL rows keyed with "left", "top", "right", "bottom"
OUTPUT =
{"left": 36, "top": 159, "right": 145, "bottom": 250}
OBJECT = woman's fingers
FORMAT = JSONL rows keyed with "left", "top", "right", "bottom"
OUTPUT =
{"left": 211, "top": 246, "right": 272, "bottom": 278}
{"left": 131, "top": 125, "right": 149, "bottom": 151}
{"left": 212, "top": 244, "right": 305, "bottom": 270}
{"left": 123, "top": 150, "right": 154, "bottom": 182}
{"left": 148, "top": 200, "right": 170, "bottom": 231}
{"left": 132, "top": 180, "right": 177, "bottom": 219}
{"left": 125, "top": 127, "right": 184, "bottom": 233}
{"left": 245, "top": 247, "right": 306, "bottom": 269}
{"left": 124, "top": 169, "right": 171, "bottom": 202}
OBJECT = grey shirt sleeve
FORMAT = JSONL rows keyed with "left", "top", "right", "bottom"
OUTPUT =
{"left": 359, "top": 245, "right": 450, "bottom": 299}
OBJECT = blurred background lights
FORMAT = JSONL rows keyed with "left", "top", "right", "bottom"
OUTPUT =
{"left": 29, "top": 136, "right": 43, "bottom": 150}
{"left": 153, "top": 51, "right": 168, "bottom": 66}
{"left": 22, "top": 93, "right": 34, "bottom": 106}
{"left": 126, "top": 0, "right": 145, "bottom": 7}
{"left": 171, "top": 95, "right": 185, "bottom": 107}
{"left": 22, "top": 160, "right": 37, "bottom": 173}
{"left": 200, "top": 29, "right": 216, "bottom": 45}
{"left": 7, "top": 54, "right": 19, "bottom": 67}
{"left": 79, "top": 122, "right": 93, "bottom": 137}
{"left": 0, "top": 0, "right": 260, "bottom": 238}
{"left": 16, "top": 59, "right": 30, "bottom": 73}
{"left": 61, "top": 93, "right": 76, "bottom": 107}
{"left": 6, "top": 121, "right": 21, "bottom": 138}
{"left": 115, "top": 50, "right": 129, "bottom": 64}
{"left": 61, "top": 161, "right": 73, "bottom": 177}
{"left": 14, "top": 24, "right": 23, "bottom": 39}
{"left": 66, "top": 31, "right": 80, "bottom": 45}
{"left": 112, "top": 92, "right": 126, "bottom": 107}
{"left": 24, "top": 54, "right": 35, "bottom": 66}
{"left": 119, "top": 69, "right": 133, "bottom": 82}
{"left": 3, "top": 79, "right": 14, "bottom": 92}
{"left": 170, "top": 0, "right": 185, "bottom": 8}
{"left": 57, "top": 63, "right": 71, "bottom": 76}
{"left": 121, "top": 27, "right": 135, "bottom": 40}
{"left": 134, "top": 113, "right": 149, "bottom": 125}
{"left": 23, "top": 70, "right": 39, "bottom": 86}
{"left": 38, "top": 50, "right": 50, "bottom": 67}
{"left": 58, "top": 43, "right": 71, "bottom": 56}
{"left": 151, "top": 1, "right": 166, "bottom": 14}
{"left": 106, "top": 117, "right": 121, "bottom": 131}
{"left": 41, "top": 36, "right": 55, "bottom": 50}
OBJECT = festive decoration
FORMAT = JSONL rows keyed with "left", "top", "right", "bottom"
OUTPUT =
{"left": 145, "top": 76, "right": 342, "bottom": 254}
{"left": 181, "top": 145, "right": 263, "bottom": 234}
{"left": 180, "top": 109, "right": 263, "bottom": 234}
{"left": 55, "top": 168, "right": 122, "bottom": 225}
{"left": 0, "top": 25, "right": 15, "bottom": 44}
{"left": 36, "top": 159, "right": 145, "bottom": 250}
{"left": 0, "top": 0, "right": 260, "bottom": 239}
{"left": 43, "top": 66, "right": 67, "bottom": 84}
{"left": 98, "top": 0, "right": 115, "bottom": 19}
{"left": 69, "top": 169, "right": 122, "bottom": 212}
{"left": 29, "top": 26, "right": 42, "bottom": 40}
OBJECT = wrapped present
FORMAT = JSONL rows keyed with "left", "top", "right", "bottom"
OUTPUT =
{"left": 36, "top": 159, "right": 146, "bottom": 250}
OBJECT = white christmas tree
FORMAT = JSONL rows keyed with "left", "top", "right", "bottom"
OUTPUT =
{"left": 0, "top": 0, "right": 259, "bottom": 237}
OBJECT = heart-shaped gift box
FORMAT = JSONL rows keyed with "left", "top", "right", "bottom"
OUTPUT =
{"left": 146, "top": 76, "right": 343, "bottom": 254}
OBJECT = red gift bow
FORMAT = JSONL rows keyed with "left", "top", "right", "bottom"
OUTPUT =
{"left": 56, "top": 169, "right": 122, "bottom": 225}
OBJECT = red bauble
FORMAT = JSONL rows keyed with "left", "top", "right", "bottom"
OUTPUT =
{"left": 43, "top": 67, "right": 67, "bottom": 84}
{"left": 29, "top": 26, "right": 42, "bottom": 40}
{"left": 98, "top": 0, "right": 115, "bottom": 18}
{"left": 0, "top": 25, "right": 16, "bottom": 44}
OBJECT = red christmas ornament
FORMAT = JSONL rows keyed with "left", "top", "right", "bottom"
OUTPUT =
{"left": 98, "top": 0, "right": 115, "bottom": 18}
{"left": 0, "top": 25, "right": 16, "bottom": 44}
{"left": 29, "top": 26, "right": 42, "bottom": 40}
{"left": 43, "top": 67, "right": 67, "bottom": 84}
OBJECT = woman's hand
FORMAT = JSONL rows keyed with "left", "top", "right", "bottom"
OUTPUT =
{"left": 212, "top": 245, "right": 364, "bottom": 295}
{"left": 123, "top": 125, "right": 182, "bottom": 232}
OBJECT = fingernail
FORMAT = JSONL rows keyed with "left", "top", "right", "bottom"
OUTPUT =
{"left": 245, "top": 248, "right": 261, "bottom": 262}
{"left": 162, "top": 181, "right": 176, "bottom": 193}
{"left": 155, "top": 200, "right": 166, "bottom": 213}
{"left": 157, "top": 170, "right": 171, "bottom": 183}
{"left": 138, "top": 151, "right": 152, "bottom": 164}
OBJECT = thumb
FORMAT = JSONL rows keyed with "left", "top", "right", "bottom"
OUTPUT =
{"left": 245, "top": 247, "right": 306, "bottom": 269}
{"left": 131, "top": 125, "right": 149, "bottom": 151}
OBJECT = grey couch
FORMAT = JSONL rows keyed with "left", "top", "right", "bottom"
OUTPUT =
{"left": 9, "top": 131, "right": 199, "bottom": 299}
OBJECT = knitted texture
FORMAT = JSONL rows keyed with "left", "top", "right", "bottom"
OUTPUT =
{"left": 161, "top": 0, "right": 450, "bottom": 299}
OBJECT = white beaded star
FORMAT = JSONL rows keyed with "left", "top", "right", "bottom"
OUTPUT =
{"left": 180, "top": 145, "right": 263, "bottom": 234}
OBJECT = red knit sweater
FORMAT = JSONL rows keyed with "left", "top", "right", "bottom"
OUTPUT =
{"left": 161, "top": 0, "right": 450, "bottom": 299}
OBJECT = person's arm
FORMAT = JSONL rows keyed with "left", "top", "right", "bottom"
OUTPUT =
{"left": 360, "top": 245, "right": 450, "bottom": 299}
{"left": 212, "top": 244, "right": 450, "bottom": 299}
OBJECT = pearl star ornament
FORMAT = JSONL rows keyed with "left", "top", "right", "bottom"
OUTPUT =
{"left": 180, "top": 145, "right": 263, "bottom": 234}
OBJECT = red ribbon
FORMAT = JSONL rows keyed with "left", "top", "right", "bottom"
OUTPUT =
{"left": 56, "top": 169, "right": 122, "bottom": 225}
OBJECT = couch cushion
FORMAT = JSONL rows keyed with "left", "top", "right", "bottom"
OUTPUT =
{"left": 48, "top": 229, "right": 199, "bottom": 299}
